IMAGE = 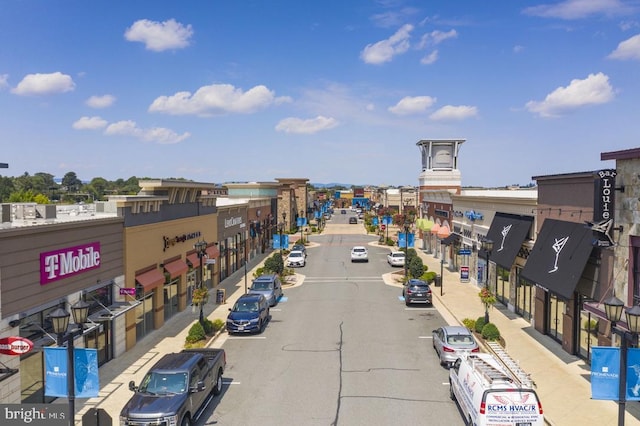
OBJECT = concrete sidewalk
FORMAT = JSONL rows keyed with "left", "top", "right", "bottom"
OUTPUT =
{"left": 413, "top": 243, "right": 640, "bottom": 426}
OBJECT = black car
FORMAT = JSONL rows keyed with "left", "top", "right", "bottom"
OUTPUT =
{"left": 402, "top": 279, "right": 433, "bottom": 306}
{"left": 226, "top": 294, "right": 270, "bottom": 334}
{"left": 341, "top": 209, "right": 347, "bottom": 214}
{"left": 349, "top": 217, "right": 358, "bottom": 224}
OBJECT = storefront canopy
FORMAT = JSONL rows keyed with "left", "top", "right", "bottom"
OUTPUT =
{"left": 206, "top": 245, "right": 220, "bottom": 259}
{"left": 442, "top": 233, "right": 460, "bottom": 246}
{"left": 479, "top": 212, "right": 533, "bottom": 270}
{"left": 521, "top": 219, "right": 595, "bottom": 300}
{"left": 164, "top": 259, "right": 189, "bottom": 279}
{"left": 135, "top": 268, "right": 165, "bottom": 292}
{"left": 186, "top": 252, "right": 200, "bottom": 268}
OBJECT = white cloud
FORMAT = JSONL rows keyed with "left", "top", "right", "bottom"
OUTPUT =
{"left": 149, "top": 83, "right": 286, "bottom": 116}
{"left": 86, "top": 94, "right": 116, "bottom": 108}
{"left": 124, "top": 19, "right": 193, "bottom": 52}
{"left": 608, "top": 34, "right": 640, "bottom": 60}
{"left": 72, "top": 116, "right": 108, "bottom": 130}
{"left": 11, "top": 72, "right": 75, "bottom": 96}
{"left": 275, "top": 116, "right": 339, "bottom": 134}
{"left": 0, "top": 74, "right": 8, "bottom": 90}
{"left": 523, "top": 0, "right": 633, "bottom": 20}
{"left": 513, "top": 45, "right": 525, "bottom": 53}
{"left": 420, "top": 50, "right": 439, "bottom": 64}
{"left": 104, "top": 120, "right": 190, "bottom": 144}
{"left": 360, "top": 24, "right": 413, "bottom": 64}
{"left": 525, "top": 72, "right": 615, "bottom": 117}
{"left": 429, "top": 105, "right": 478, "bottom": 121}
{"left": 388, "top": 96, "right": 436, "bottom": 115}
{"left": 418, "top": 29, "right": 458, "bottom": 48}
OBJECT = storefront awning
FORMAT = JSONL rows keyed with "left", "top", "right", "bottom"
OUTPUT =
{"left": 442, "top": 233, "right": 460, "bottom": 246}
{"left": 135, "top": 268, "right": 165, "bottom": 292}
{"left": 521, "top": 219, "right": 595, "bottom": 300}
{"left": 89, "top": 301, "right": 141, "bottom": 321}
{"left": 164, "top": 259, "right": 189, "bottom": 279}
{"left": 479, "top": 212, "right": 533, "bottom": 270}
{"left": 206, "top": 245, "right": 220, "bottom": 259}
{"left": 186, "top": 252, "right": 200, "bottom": 268}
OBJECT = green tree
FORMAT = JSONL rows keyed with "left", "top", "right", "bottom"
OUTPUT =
{"left": 61, "top": 171, "right": 82, "bottom": 193}
{"left": 409, "top": 256, "right": 425, "bottom": 279}
{"left": 0, "top": 176, "right": 15, "bottom": 202}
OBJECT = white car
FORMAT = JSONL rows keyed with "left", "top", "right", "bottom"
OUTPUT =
{"left": 387, "top": 251, "right": 405, "bottom": 267}
{"left": 350, "top": 246, "right": 368, "bottom": 262}
{"left": 286, "top": 250, "right": 306, "bottom": 267}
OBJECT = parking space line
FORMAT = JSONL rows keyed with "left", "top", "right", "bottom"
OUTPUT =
{"left": 418, "top": 336, "right": 433, "bottom": 339}
{"left": 226, "top": 336, "right": 267, "bottom": 340}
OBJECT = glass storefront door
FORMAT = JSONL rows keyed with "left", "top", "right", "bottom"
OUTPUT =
{"left": 547, "top": 293, "right": 565, "bottom": 343}
{"left": 135, "top": 289, "right": 155, "bottom": 342}
{"left": 163, "top": 279, "right": 179, "bottom": 321}
{"left": 515, "top": 272, "right": 534, "bottom": 322}
{"left": 496, "top": 266, "right": 510, "bottom": 307}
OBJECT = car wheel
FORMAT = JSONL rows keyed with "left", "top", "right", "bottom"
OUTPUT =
{"left": 449, "top": 380, "right": 456, "bottom": 401}
{"left": 181, "top": 415, "right": 192, "bottom": 426}
{"left": 405, "top": 300, "right": 411, "bottom": 306}
{"left": 213, "top": 369, "right": 223, "bottom": 396}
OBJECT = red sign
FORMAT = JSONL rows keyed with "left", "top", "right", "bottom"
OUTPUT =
{"left": 0, "top": 336, "right": 34, "bottom": 355}
{"left": 381, "top": 224, "right": 386, "bottom": 230}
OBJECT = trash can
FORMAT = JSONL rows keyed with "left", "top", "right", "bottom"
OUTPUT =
{"left": 434, "top": 275, "right": 442, "bottom": 287}
{"left": 216, "top": 289, "right": 226, "bottom": 304}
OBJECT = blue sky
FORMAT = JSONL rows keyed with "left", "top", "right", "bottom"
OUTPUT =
{"left": 1, "top": 0, "right": 639, "bottom": 187}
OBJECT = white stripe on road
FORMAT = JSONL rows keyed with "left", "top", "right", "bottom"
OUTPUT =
{"left": 418, "top": 336, "right": 433, "bottom": 339}
{"left": 226, "top": 336, "right": 267, "bottom": 340}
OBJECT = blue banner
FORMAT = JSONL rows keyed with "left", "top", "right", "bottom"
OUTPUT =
{"left": 397, "top": 233, "right": 415, "bottom": 248}
{"left": 383, "top": 215, "right": 392, "bottom": 225}
{"left": 74, "top": 348, "right": 100, "bottom": 398}
{"left": 44, "top": 347, "right": 100, "bottom": 398}
{"left": 627, "top": 348, "right": 640, "bottom": 400}
{"left": 372, "top": 217, "right": 378, "bottom": 226}
{"left": 297, "top": 217, "right": 307, "bottom": 227}
{"left": 44, "top": 347, "right": 67, "bottom": 397}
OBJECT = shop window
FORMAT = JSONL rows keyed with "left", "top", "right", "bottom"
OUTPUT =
{"left": 135, "top": 289, "right": 155, "bottom": 342}
{"left": 496, "top": 266, "right": 510, "bottom": 307}
{"left": 548, "top": 293, "right": 565, "bottom": 344}
{"left": 164, "top": 279, "right": 179, "bottom": 320}
{"left": 515, "top": 271, "right": 533, "bottom": 322}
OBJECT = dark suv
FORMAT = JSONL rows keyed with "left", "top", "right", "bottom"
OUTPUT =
{"left": 349, "top": 217, "right": 358, "bottom": 224}
{"left": 226, "top": 293, "right": 270, "bottom": 334}
{"left": 248, "top": 273, "right": 283, "bottom": 306}
{"left": 402, "top": 279, "right": 432, "bottom": 306}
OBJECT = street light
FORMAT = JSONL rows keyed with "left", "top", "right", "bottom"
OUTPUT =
{"left": 300, "top": 210, "right": 305, "bottom": 244}
{"left": 482, "top": 238, "right": 494, "bottom": 324}
{"left": 404, "top": 222, "right": 410, "bottom": 279}
{"left": 603, "top": 296, "right": 640, "bottom": 426}
{"left": 278, "top": 222, "right": 284, "bottom": 255}
{"left": 49, "top": 300, "right": 90, "bottom": 426}
{"left": 194, "top": 240, "right": 208, "bottom": 327}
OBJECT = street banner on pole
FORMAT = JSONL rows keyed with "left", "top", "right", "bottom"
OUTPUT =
{"left": 44, "top": 347, "right": 100, "bottom": 398}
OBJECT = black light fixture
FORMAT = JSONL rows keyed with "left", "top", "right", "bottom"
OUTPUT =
{"left": 603, "top": 295, "right": 640, "bottom": 426}
{"left": 193, "top": 240, "right": 208, "bottom": 326}
{"left": 49, "top": 300, "right": 90, "bottom": 426}
{"left": 482, "top": 238, "right": 494, "bottom": 324}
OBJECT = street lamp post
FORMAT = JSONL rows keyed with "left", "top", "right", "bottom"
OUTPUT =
{"left": 440, "top": 246, "right": 444, "bottom": 297}
{"left": 278, "top": 222, "right": 284, "bottom": 255}
{"left": 604, "top": 296, "right": 640, "bottom": 426}
{"left": 482, "top": 238, "right": 494, "bottom": 324}
{"left": 194, "top": 240, "right": 208, "bottom": 326}
{"left": 404, "top": 222, "right": 410, "bottom": 279}
{"left": 300, "top": 210, "right": 305, "bottom": 244}
{"left": 49, "top": 300, "right": 90, "bottom": 426}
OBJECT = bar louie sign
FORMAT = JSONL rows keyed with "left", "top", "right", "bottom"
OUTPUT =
{"left": 40, "top": 242, "right": 101, "bottom": 285}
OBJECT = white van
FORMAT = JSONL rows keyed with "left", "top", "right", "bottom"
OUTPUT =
{"left": 449, "top": 350, "right": 544, "bottom": 426}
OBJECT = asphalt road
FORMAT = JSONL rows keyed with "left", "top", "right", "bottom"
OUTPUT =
{"left": 202, "top": 212, "right": 465, "bottom": 425}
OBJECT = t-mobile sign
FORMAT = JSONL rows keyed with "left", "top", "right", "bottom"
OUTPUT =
{"left": 40, "top": 242, "right": 101, "bottom": 285}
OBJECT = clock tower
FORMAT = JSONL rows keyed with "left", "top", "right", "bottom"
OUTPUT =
{"left": 416, "top": 139, "right": 465, "bottom": 191}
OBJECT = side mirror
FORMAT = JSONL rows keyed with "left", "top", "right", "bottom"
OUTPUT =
{"left": 129, "top": 380, "right": 137, "bottom": 392}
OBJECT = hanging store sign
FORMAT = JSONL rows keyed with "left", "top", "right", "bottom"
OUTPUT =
{"left": 0, "top": 336, "right": 34, "bottom": 355}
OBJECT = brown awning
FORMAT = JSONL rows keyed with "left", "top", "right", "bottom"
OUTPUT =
{"left": 135, "top": 269, "right": 165, "bottom": 292}
{"left": 164, "top": 259, "right": 189, "bottom": 278}
{"left": 206, "top": 245, "right": 220, "bottom": 259}
{"left": 186, "top": 252, "right": 200, "bottom": 268}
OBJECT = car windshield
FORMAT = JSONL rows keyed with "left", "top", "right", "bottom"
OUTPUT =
{"left": 250, "top": 281, "right": 273, "bottom": 291}
{"left": 446, "top": 334, "right": 474, "bottom": 345}
{"left": 353, "top": 248, "right": 366, "bottom": 253}
{"left": 392, "top": 253, "right": 404, "bottom": 258}
{"left": 233, "top": 300, "right": 260, "bottom": 312}
{"left": 289, "top": 252, "right": 303, "bottom": 258}
{"left": 139, "top": 372, "right": 188, "bottom": 395}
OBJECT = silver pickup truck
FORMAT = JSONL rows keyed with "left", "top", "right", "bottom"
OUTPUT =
{"left": 119, "top": 348, "right": 226, "bottom": 426}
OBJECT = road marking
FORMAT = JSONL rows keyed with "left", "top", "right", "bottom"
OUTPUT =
{"left": 404, "top": 307, "right": 436, "bottom": 311}
{"left": 270, "top": 308, "right": 282, "bottom": 312}
{"left": 418, "top": 336, "right": 433, "bottom": 339}
{"left": 222, "top": 380, "right": 241, "bottom": 385}
{"left": 278, "top": 296, "right": 289, "bottom": 302}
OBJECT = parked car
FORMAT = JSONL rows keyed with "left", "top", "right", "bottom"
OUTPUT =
{"left": 341, "top": 209, "right": 347, "bottom": 214}
{"left": 387, "top": 251, "right": 405, "bottom": 267}
{"left": 402, "top": 279, "right": 432, "bottom": 306}
{"left": 286, "top": 250, "right": 306, "bottom": 267}
{"left": 248, "top": 273, "right": 283, "bottom": 306}
{"left": 432, "top": 325, "right": 480, "bottom": 367}
{"left": 291, "top": 243, "right": 307, "bottom": 256}
{"left": 226, "top": 293, "right": 270, "bottom": 334}
{"left": 350, "top": 246, "right": 368, "bottom": 262}
{"left": 348, "top": 217, "right": 358, "bottom": 224}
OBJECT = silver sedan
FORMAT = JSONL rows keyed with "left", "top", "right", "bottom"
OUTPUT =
{"left": 432, "top": 325, "right": 479, "bottom": 367}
